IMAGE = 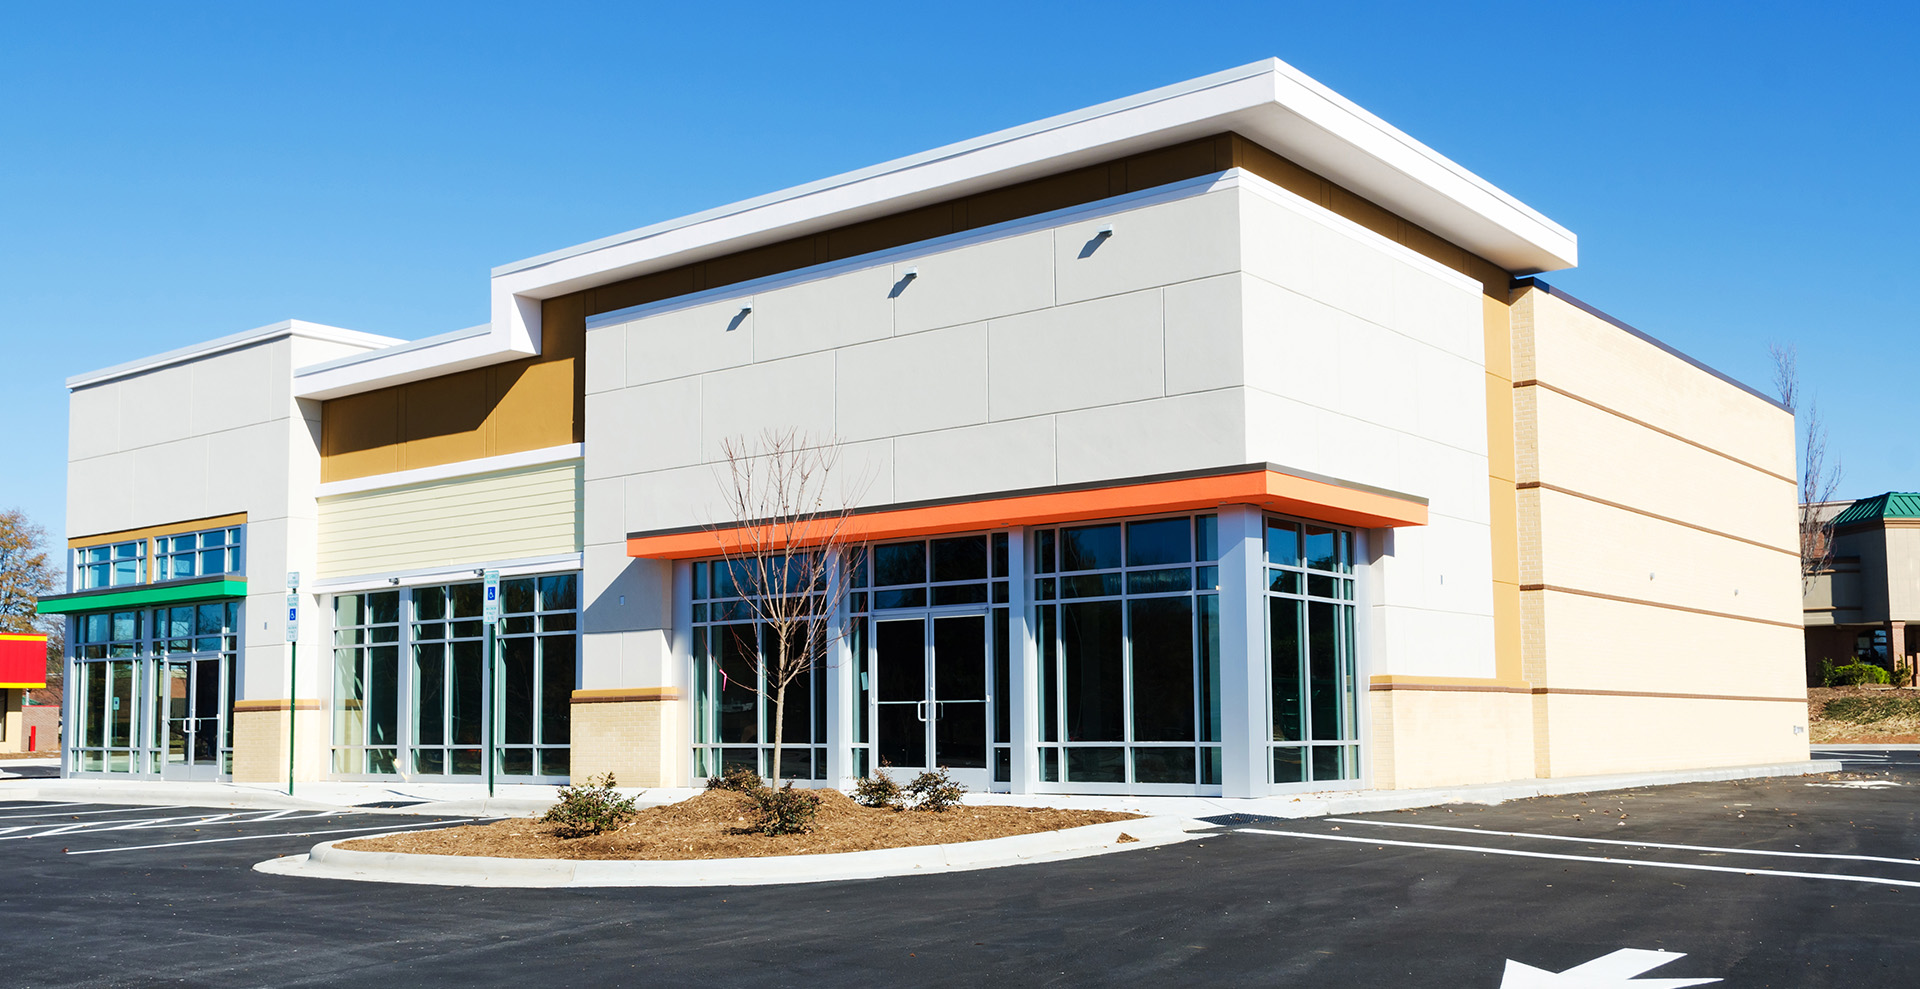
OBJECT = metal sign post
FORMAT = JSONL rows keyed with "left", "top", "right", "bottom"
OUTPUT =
{"left": 483, "top": 570, "right": 499, "bottom": 798}
{"left": 285, "top": 571, "right": 300, "bottom": 797}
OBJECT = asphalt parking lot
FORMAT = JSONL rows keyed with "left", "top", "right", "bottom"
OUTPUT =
{"left": 2, "top": 751, "right": 1916, "bottom": 988}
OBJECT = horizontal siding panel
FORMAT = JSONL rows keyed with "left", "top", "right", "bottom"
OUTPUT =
{"left": 317, "top": 462, "right": 583, "bottom": 578}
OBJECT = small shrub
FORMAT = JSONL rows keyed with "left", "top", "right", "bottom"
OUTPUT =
{"left": 905, "top": 767, "right": 966, "bottom": 813}
{"left": 1828, "top": 662, "right": 1891, "bottom": 687}
{"left": 1895, "top": 659, "right": 1915, "bottom": 689}
{"left": 542, "top": 772, "right": 639, "bottom": 838}
{"left": 706, "top": 765, "right": 765, "bottom": 793}
{"left": 853, "top": 771, "right": 903, "bottom": 808}
{"left": 748, "top": 782, "right": 820, "bottom": 835}
{"left": 1819, "top": 658, "right": 1836, "bottom": 688}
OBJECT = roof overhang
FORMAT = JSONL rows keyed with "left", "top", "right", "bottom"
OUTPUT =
{"left": 310, "top": 57, "right": 1578, "bottom": 400}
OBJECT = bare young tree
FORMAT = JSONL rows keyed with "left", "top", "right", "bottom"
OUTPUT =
{"left": 711, "top": 430, "right": 868, "bottom": 783}
{"left": 1771, "top": 342, "right": 1844, "bottom": 591}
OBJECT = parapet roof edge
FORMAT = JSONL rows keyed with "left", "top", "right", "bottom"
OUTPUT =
{"left": 493, "top": 57, "right": 1575, "bottom": 283}
{"left": 1514, "top": 278, "right": 1787, "bottom": 413}
{"left": 67, "top": 320, "right": 402, "bottom": 391}
{"left": 293, "top": 323, "right": 492, "bottom": 378}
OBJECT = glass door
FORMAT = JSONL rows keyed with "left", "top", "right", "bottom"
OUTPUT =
{"left": 159, "top": 655, "right": 225, "bottom": 781}
{"left": 873, "top": 612, "right": 991, "bottom": 791}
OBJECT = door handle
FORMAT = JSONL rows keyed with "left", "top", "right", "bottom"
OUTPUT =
{"left": 916, "top": 700, "right": 927, "bottom": 722}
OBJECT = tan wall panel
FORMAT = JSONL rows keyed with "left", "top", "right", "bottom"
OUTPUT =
{"left": 1535, "top": 693, "right": 1807, "bottom": 778}
{"left": 1521, "top": 290, "right": 1793, "bottom": 477}
{"left": 1369, "top": 688, "right": 1534, "bottom": 789}
{"left": 1526, "top": 588, "right": 1806, "bottom": 697}
{"left": 399, "top": 369, "right": 490, "bottom": 469}
{"left": 1533, "top": 488, "right": 1801, "bottom": 623}
{"left": 320, "top": 317, "right": 584, "bottom": 484}
{"left": 230, "top": 707, "right": 327, "bottom": 784}
{"left": 1529, "top": 387, "right": 1798, "bottom": 551}
{"left": 316, "top": 462, "right": 583, "bottom": 578}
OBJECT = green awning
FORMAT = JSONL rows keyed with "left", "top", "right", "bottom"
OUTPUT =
{"left": 35, "top": 577, "right": 249, "bottom": 615}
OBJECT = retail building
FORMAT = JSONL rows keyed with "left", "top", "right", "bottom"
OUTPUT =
{"left": 39, "top": 59, "right": 1809, "bottom": 795}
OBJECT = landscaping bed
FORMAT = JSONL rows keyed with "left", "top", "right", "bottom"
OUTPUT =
{"left": 1808, "top": 686, "right": 1920, "bottom": 743}
{"left": 339, "top": 788, "right": 1139, "bottom": 861}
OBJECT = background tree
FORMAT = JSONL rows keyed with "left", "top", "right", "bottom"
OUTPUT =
{"left": 1771, "top": 343, "right": 1844, "bottom": 592}
{"left": 712, "top": 430, "right": 868, "bottom": 782}
{"left": 0, "top": 508, "right": 63, "bottom": 676}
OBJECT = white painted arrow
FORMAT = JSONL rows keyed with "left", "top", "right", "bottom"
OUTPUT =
{"left": 1500, "top": 949, "right": 1720, "bottom": 988}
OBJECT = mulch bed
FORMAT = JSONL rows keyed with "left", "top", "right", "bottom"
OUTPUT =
{"left": 1808, "top": 686, "right": 1920, "bottom": 743}
{"left": 339, "top": 788, "right": 1139, "bottom": 861}
{"left": 0, "top": 752, "right": 56, "bottom": 761}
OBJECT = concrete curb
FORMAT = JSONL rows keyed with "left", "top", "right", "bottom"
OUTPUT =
{"left": 253, "top": 815, "right": 1207, "bottom": 887}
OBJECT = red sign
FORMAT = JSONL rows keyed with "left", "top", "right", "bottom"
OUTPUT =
{"left": 0, "top": 634, "right": 48, "bottom": 688}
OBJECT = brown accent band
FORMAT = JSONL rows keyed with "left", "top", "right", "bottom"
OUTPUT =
{"left": 1519, "top": 583, "right": 1804, "bottom": 630}
{"left": 1514, "top": 379, "right": 1795, "bottom": 485}
{"left": 1369, "top": 681, "right": 1801, "bottom": 704}
{"left": 1516, "top": 481, "right": 1797, "bottom": 557}
{"left": 233, "top": 699, "right": 323, "bottom": 713}
{"left": 70, "top": 512, "right": 249, "bottom": 550}
{"left": 572, "top": 688, "right": 680, "bottom": 704}
{"left": 1370, "top": 681, "right": 1532, "bottom": 694}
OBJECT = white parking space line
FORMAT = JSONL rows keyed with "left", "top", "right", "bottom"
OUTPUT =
{"left": 1323, "top": 817, "right": 1920, "bottom": 867}
{"left": 63, "top": 820, "right": 476, "bottom": 855}
{"left": 1239, "top": 828, "right": 1920, "bottom": 890}
{"left": 0, "top": 810, "right": 350, "bottom": 841}
{"left": 0, "top": 805, "right": 189, "bottom": 820}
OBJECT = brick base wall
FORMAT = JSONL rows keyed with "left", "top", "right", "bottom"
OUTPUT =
{"left": 231, "top": 704, "right": 326, "bottom": 784}
{"left": 570, "top": 689, "right": 679, "bottom": 787}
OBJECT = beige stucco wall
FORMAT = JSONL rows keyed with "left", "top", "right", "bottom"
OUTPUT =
{"left": 1512, "top": 286, "right": 1807, "bottom": 777}
{"left": 1369, "top": 688, "right": 1534, "bottom": 790}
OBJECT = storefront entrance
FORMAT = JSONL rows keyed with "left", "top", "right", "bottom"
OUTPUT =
{"left": 874, "top": 612, "right": 991, "bottom": 791}
{"left": 159, "top": 654, "right": 227, "bottom": 781}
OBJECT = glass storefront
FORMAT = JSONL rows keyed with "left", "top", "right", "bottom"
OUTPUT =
{"left": 69, "top": 601, "right": 239, "bottom": 779}
{"left": 683, "top": 509, "right": 1362, "bottom": 796}
{"left": 328, "top": 573, "right": 577, "bottom": 781}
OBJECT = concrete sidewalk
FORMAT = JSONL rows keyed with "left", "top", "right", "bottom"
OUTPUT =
{"left": 0, "top": 757, "right": 1841, "bottom": 820}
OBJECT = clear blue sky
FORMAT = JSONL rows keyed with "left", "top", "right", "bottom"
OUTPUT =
{"left": 3, "top": 1, "right": 1914, "bottom": 548}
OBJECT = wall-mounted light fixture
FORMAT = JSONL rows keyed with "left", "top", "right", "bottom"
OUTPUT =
{"left": 902, "top": 267, "right": 918, "bottom": 280}
{"left": 1096, "top": 224, "right": 1114, "bottom": 238}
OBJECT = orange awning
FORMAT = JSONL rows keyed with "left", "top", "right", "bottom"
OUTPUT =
{"left": 627, "top": 467, "right": 1425, "bottom": 560}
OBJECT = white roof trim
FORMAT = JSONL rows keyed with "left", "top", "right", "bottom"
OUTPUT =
{"left": 68, "top": 320, "right": 401, "bottom": 391}
{"left": 291, "top": 322, "right": 523, "bottom": 400}
{"left": 309, "top": 57, "right": 1578, "bottom": 400}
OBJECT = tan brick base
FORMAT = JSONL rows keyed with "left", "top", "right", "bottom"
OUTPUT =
{"left": 231, "top": 702, "right": 326, "bottom": 784}
{"left": 569, "top": 689, "right": 679, "bottom": 787}
{"left": 1369, "top": 686, "right": 1536, "bottom": 790}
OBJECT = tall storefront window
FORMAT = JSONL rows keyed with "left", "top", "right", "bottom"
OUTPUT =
{"left": 1033, "top": 515, "right": 1221, "bottom": 791}
{"left": 1266, "top": 517, "right": 1361, "bottom": 784}
{"left": 327, "top": 573, "right": 577, "bottom": 781}
{"left": 332, "top": 591, "right": 400, "bottom": 775}
{"left": 70, "top": 602, "right": 239, "bottom": 778}
{"left": 689, "top": 557, "right": 829, "bottom": 782}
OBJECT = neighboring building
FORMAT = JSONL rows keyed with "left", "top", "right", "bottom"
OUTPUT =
{"left": 38, "top": 59, "right": 1808, "bottom": 797}
{"left": 1, "top": 634, "right": 49, "bottom": 753}
{"left": 1803, "top": 493, "right": 1920, "bottom": 676}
